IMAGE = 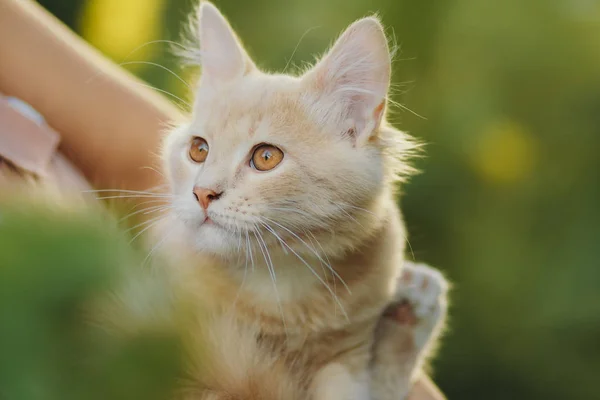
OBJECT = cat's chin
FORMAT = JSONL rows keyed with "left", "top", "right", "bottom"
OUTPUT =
{"left": 186, "top": 223, "right": 240, "bottom": 257}
{"left": 165, "top": 212, "right": 237, "bottom": 257}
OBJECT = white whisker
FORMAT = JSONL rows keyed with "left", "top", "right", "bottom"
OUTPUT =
{"left": 263, "top": 217, "right": 351, "bottom": 293}
{"left": 268, "top": 207, "right": 313, "bottom": 219}
{"left": 133, "top": 82, "right": 192, "bottom": 108}
{"left": 142, "top": 226, "right": 173, "bottom": 267}
{"left": 141, "top": 165, "right": 166, "bottom": 178}
{"left": 337, "top": 206, "right": 364, "bottom": 229}
{"left": 128, "top": 215, "right": 165, "bottom": 243}
{"left": 118, "top": 204, "right": 172, "bottom": 222}
{"left": 304, "top": 231, "right": 330, "bottom": 285}
{"left": 342, "top": 204, "right": 376, "bottom": 216}
{"left": 95, "top": 194, "right": 172, "bottom": 200}
{"left": 283, "top": 26, "right": 319, "bottom": 73}
{"left": 245, "top": 231, "right": 255, "bottom": 272}
{"left": 231, "top": 242, "right": 249, "bottom": 308}
{"left": 120, "top": 40, "right": 188, "bottom": 64}
{"left": 260, "top": 222, "right": 348, "bottom": 320}
{"left": 253, "top": 229, "right": 287, "bottom": 333}
{"left": 119, "top": 61, "right": 192, "bottom": 89}
{"left": 119, "top": 198, "right": 172, "bottom": 219}
{"left": 84, "top": 189, "right": 168, "bottom": 196}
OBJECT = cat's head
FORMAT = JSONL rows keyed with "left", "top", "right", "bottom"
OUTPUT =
{"left": 163, "top": 2, "right": 414, "bottom": 258}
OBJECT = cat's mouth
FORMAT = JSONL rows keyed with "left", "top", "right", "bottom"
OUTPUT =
{"left": 201, "top": 216, "right": 217, "bottom": 227}
{"left": 199, "top": 214, "right": 229, "bottom": 231}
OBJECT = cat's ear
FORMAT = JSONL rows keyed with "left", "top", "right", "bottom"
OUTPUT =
{"left": 304, "top": 17, "right": 391, "bottom": 144}
{"left": 196, "top": 2, "right": 255, "bottom": 85}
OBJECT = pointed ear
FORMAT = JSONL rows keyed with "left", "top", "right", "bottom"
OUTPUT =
{"left": 304, "top": 17, "right": 391, "bottom": 144}
{"left": 196, "top": 2, "right": 255, "bottom": 84}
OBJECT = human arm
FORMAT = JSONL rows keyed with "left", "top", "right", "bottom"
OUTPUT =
{"left": 0, "top": 0, "right": 181, "bottom": 192}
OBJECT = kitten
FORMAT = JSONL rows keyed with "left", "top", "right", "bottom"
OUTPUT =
{"left": 159, "top": 2, "right": 448, "bottom": 399}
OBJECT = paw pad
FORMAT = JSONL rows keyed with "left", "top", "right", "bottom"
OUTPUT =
{"left": 392, "top": 261, "right": 449, "bottom": 322}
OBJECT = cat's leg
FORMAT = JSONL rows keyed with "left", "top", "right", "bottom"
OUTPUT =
{"left": 311, "top": 362, "right": 372, "bottom": 400}
{"left": 370, "top": 261, "right": 449, "bottom": 400}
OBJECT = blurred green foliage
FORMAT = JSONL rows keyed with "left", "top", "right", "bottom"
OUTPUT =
{"left": 27, "top": 0, "right": 600, "bottom": 399}
{"left": 0, "top": 203, "right": 183, "bottom": 400}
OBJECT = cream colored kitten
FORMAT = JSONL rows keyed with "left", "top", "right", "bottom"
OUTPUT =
{"left": 159, "top": 2, "right": 447, "bottom": 399}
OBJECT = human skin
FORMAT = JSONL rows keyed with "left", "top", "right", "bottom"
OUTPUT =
{"left": 0, "top": 0, "right": 181, "bottom": 194}
{"left": 0, "top": 1, "right": 445, "bottom": 399}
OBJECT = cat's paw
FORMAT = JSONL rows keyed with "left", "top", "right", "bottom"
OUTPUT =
{"left": 385, "top": 261, "right": 449, "bottom": 349}
{"left": 371, "top": 263, "right": 449, "bottom": 400}
{"left": 396, "top": 261, "right": 448, "bottom": 320}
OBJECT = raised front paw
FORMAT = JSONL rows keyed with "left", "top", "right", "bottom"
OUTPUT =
{"left": 371, "top": 262, "right": 449, "bottom": 400}
{"left": 397, "top": 261, "right": 448, "bottom": 320}
{"left": 384, "top": 261, "right": 449, "bottom": 349}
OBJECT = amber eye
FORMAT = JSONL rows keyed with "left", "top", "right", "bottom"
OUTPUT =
{"left": 189, "top": 137, "right": 209, "bottom": 163}
{"left": 251, "top": 144, "right": 284, "bottom": 171}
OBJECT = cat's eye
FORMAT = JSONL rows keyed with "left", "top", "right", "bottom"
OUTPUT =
{"left": 251, "top": 144, "right": 284, "bottom": 171}
{"left": 189, "top": 137, "right": 209, "bottom": 163}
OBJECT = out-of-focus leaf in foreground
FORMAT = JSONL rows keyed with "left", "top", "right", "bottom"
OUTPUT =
{"left": 0, "top": 201, "right": 184, "bottom": 400}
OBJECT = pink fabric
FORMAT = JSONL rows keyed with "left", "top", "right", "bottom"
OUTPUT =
{"left": 0, "top": 93, "right": 92, "bottom": 196}
{"left": 0, "top": 95, "right": 59, "bottom": 176}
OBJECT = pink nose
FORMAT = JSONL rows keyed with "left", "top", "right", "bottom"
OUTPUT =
{"left": 193, "top": 187, "right": 222, "bottom": 210}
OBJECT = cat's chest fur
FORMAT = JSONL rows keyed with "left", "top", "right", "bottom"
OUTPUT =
{"left": 183, "top": 206, "right": 405, "bottom": 374}
{"left": 168, "top": 201, "right": 407, "bottom": 400}
{"left": 195, "top": 206, "right": 403, "bottom": 326}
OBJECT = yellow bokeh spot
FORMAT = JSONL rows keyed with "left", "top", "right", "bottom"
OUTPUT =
{"left": 79, "top": 0, "right": 166, "bottom": 62}
{"left": 471, "top": 120, "right": 537, "bottom": 184}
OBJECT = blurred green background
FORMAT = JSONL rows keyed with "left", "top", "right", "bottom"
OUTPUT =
{"left": 30, "top": 0, "right": 600, "bottom": 399}
{"left": 0, "top": 204, "right": 184, "bottom": 400}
